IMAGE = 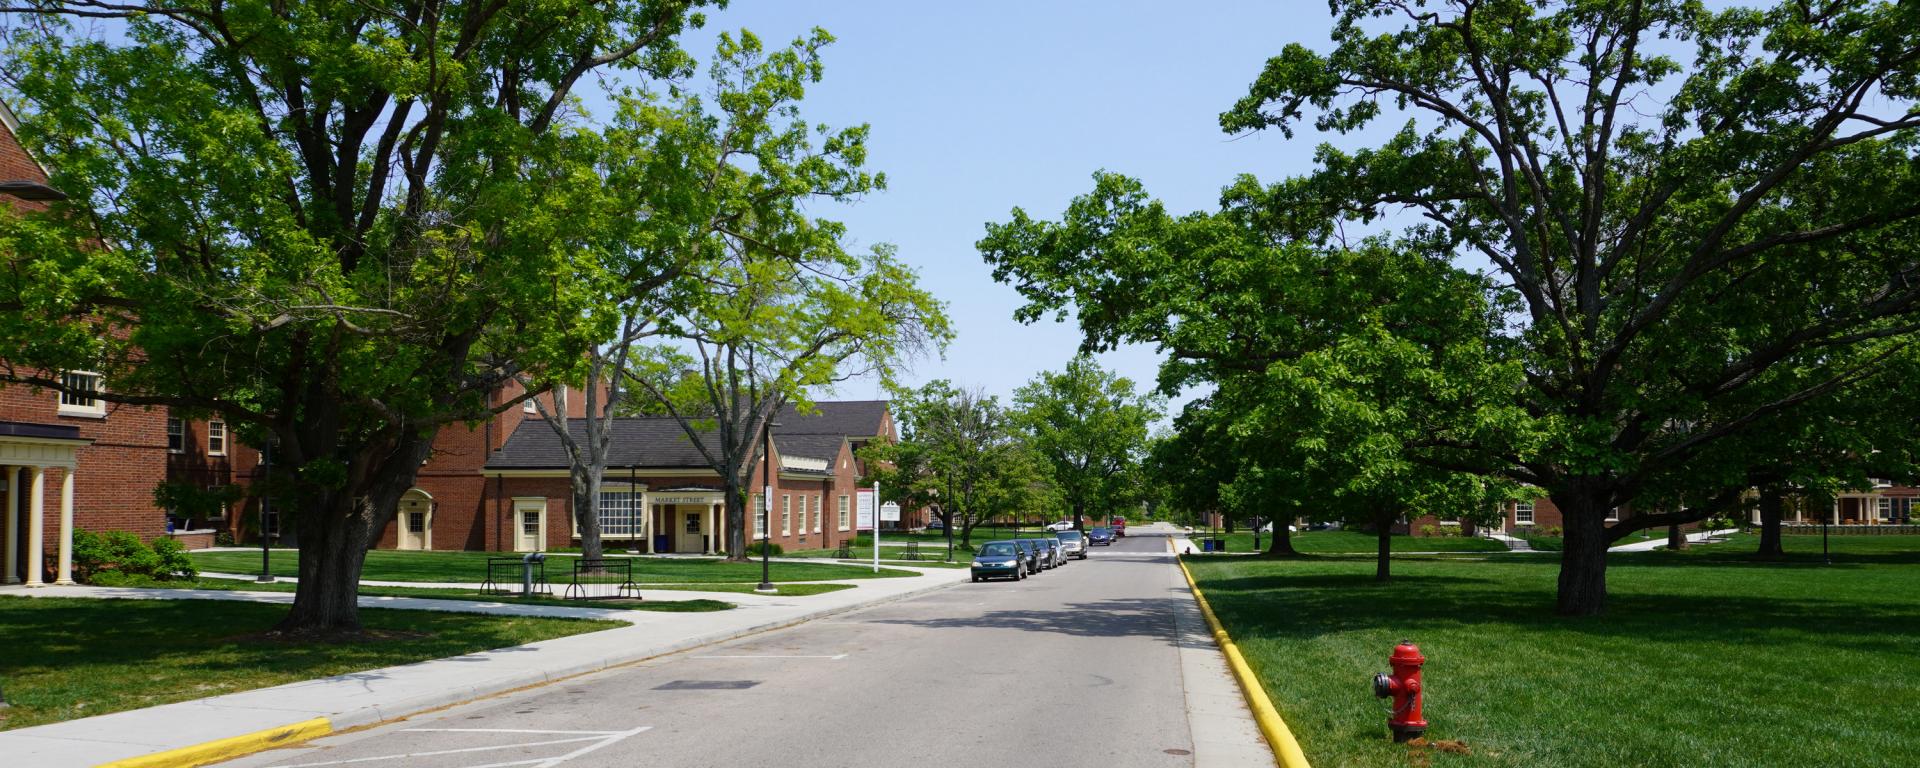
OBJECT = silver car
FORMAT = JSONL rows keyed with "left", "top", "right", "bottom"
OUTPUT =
{"left": 1054, "top": 530, "right": 1087, "bottom": 560}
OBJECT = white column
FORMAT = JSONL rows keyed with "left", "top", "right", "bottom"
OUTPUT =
{"left": 3, "top": 466, "right": 17, "bottom": 584}
{"left": 707, "top": 504, "right": 718, "bottom": 554}
{"left": 26, "top": 466, "right": 45, "bottom": 586}
{"left": 55, "top": 467, "right": 75, "bottom": 584}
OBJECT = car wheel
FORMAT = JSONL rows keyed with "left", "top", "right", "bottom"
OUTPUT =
{"left": 971, "top": 575, "right": 981, "bottom": 583}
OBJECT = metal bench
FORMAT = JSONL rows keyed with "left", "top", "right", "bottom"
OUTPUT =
{"left": 899, "top": 540, "right": 922, "bottom": 561}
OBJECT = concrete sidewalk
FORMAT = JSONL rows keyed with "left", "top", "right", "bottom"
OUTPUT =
{"left": 0, "top": 564, "right": 967, "bottom": 768}
{"left": 1609, "top": 528, "right": 1738, "bottom": 552}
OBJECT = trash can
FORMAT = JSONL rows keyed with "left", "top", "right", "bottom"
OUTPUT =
{"left": 1200, "top": 538, "right": 1215, "bottom": 552}
{"left": 653, "top": 534, "right": 670, "bottom": 553}
{"left": 1213, "top": 537, "right": 1228, "bottom": 552}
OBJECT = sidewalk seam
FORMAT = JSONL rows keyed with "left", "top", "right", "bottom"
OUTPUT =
{"left": 1173, "top": 538, "right": 1313, "bottom": 768}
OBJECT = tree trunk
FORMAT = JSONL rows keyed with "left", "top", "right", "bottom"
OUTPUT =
{"left": 573, "top": 469, "right": 604, "bottom": 561}
{"left": 1757, "top": 486, "right": 1785, "bottom": 559}
{"left": 274, "top": 435, "right": 431, "bottom": 634}
{"left": 1666, "top": 524, "right": 1687, "bottom": 551}
{"left": 1266, "top": 518, "right": 1300, "bottom": 557}
{"left": 1224, "top": 516, "right": 1236, "bottom": 534}
{"left": 1553, "top": 491, "right": 1611, "bottom": 617}
{"left": 725, "top": 479, "right": 749, "bottom": 562}
{"left": 1374, "top": 508, "right": 1394, "bottom": 582}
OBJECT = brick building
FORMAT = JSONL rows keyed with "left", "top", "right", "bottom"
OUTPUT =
{"left": 366, "top": 398, "right": 896, "bottom": 554}
{"left": 1, "top": 100, "right": 175, "bottom": 585}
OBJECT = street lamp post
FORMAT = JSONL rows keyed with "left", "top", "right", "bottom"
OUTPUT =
{"left": 257, "top": 440, "right": 275, "bottom": 583}
{"left": 756, "top": 419, "right": 782, "bottom": 593}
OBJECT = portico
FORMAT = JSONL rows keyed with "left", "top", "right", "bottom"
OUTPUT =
{"left": 1, "top": 420, "right": 89, "bottom": 586}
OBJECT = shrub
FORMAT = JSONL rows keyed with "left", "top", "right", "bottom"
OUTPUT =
{"left": 72, "top": 530, "right": 197, "bottom": 583}
{"left": 744, "top": 541, "right": 784, "bottom": 557}
{"left": 214, "top": 530, "right": 235, "bottom": 547}
{"left": 1418, "top": 524, "right": 1438, "bottom": 537}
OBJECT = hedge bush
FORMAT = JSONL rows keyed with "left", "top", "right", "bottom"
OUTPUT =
{"left": 72, "top": 530, "right": 197, "bottom": 583}
{"left": 744, "top": 541, "right": 784, "bottom": 557}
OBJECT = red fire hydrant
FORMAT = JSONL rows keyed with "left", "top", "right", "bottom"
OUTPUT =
{"left": 1371, "top": 640, "right": 1428, "bottom": 742}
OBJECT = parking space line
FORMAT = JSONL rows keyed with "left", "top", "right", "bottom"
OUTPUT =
{"left": 695, "top": 653, "right": 848, "bottom": 660}
{"left": 267, "top": 726, "right": 651, "bottom": 768}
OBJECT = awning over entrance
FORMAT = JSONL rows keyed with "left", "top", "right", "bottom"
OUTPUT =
{"left": 1, "top": 420, "right": 90, "bottom": 586}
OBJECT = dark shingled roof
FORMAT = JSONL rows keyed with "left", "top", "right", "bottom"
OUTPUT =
{"left": 486, "top": 400, "right": 888, "bottom": 471}
{"left": 486, "top": 417, "right": 719, "bottom": 470}
{"left": 776, "top": 400, "right": 887, "bottom": 437}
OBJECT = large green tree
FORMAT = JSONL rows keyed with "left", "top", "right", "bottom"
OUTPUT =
{"left": 1217, "top": 0, "right": 1920, "bottom": 614}
{"left": 0, "top": 0, "right": 718, "bottom": 632}
{"left": 1010, "top": 356, "right": 1162, "bottom": 531}
{"left": 866, "top": 380, "right": 1042, "bottom": 555}
{"left": 520, "top": 29, "right": 887, "bottom": 563}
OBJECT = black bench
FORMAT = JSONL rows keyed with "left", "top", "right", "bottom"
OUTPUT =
{"left": 834, "top": 539, "right": 855, "bottom": 558}
{"left": 898, "top": 540, "right": 922, "bottom": 561}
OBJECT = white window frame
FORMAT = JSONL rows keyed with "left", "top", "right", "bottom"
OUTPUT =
{"left": 781, "top": 494, "right": 791, "bottom": 535}
{"left": 753, "top": 494, "right": 767, "bottom": 538}
{"left": 1879, "top": 497, "right": 1893, "bottom": 521}
{"left": 166, "top": 417, "right": 185, "bottom": 453}
{"left": 838, "top": 495, "right": 851, "bottom": 531}
{"left": 813, "top": 494, "right": 823, "bottom": 533}
{"left": 1515, "top": 501, "right": 1535, "bottom": 525}
{"left": 56, "top": 370, "right": 106, "bottom": 417}
{"left": 1605, "top": 507, "right": 1620, "bottom": 523}
{"left": 522, "top": 398, "right": 539, "bottom": 413}
{"left": 207, "top": 420, "right": 227, "bottom": 456}
{"left": 598, "top": 487, "right": 643, "bottom": 538}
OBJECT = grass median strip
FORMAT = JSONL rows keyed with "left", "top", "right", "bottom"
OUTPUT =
{"left": 1181, "top": 536, "right": 1920, "bottom": 767}
{"left": 190, "top": 549, "right": 917, "bottom": 583}
{"left": 148, "top": 577, "right": 736, "bottom": 611}
{"left": 0, "top": 596, "right": 621, "bottom": 731}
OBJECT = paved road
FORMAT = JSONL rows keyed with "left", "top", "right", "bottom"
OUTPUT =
{"left": 218, "top": 532, "right": 1267, "bottom": 768}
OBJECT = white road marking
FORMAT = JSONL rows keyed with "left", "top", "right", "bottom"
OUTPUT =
{"left": 268, "top": 726, "right": 651, "bottom": 768}
{"left": 400, "top": 728, "right": 626, "bottom": 735}
{"left": 696, "top": 653, "right": 848, "bottom": 660}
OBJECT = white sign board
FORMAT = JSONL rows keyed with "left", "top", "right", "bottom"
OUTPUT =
{"left": 879, "top": 501, "right": 902, "bottom": 522}
{"left": 855, "top": 489, "right": 876, "bottom": 531}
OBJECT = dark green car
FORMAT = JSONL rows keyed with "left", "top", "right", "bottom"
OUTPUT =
{"left": 971, "top": 540, "right": 1025, "bottom": 582}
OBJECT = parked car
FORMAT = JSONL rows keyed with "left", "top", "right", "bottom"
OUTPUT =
{"left": 1036, "top": 537, "right": 1066, "bottom": 567}
{"left": 1045, "top": 520, "right": 1075, "bottom": 532}
{"left": 926, "top": 518, "right": 946, "bottom": 531}
{"left": 1110, "top": 516, "right": 1127, "bottom": 537}
{"left": 1026, "top": 538, "right": 1057, "bottom": 570}
{"left": 971, "top": 540, "right": 1025, "bottom": 582}
{"left": 1087, "top": 527, "right": 1115, "bottom": 546}
{"left": 1055, "top": 530, "right": 1087, "bottom": 559}
{"left": 1013, "top": 539, "right": 1044, "bottom": 573}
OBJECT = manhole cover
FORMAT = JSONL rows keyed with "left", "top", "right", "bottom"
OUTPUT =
{"left": 653, "top": 680, "right": 760, "bottom": 690}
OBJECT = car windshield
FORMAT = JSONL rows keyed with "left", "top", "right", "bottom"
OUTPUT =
{"left": 1091, "top": 527, "right": 1111, "bottom": 535}
{"left": 1057, "top": 532, "right": 1082, "bottom": 541}
{"left": 979, "top": 542, "right": 1016, "bottom": 557}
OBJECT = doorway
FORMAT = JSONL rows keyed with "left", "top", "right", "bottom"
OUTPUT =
{"left": 514, "top": 498, "right": 547, "bottom": 552}
{"left": 398, "top": 489, "right": 433, "bottom": 550}
{"left": 675, "top": 505, "right": 706, "bottom": 554}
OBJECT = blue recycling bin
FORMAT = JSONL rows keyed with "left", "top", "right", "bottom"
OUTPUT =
{"left": 652, "top": 534, "right": 670, "bottom": 553}
{"left": 1200, "top": 538, "right": 1216, "bottom": 552}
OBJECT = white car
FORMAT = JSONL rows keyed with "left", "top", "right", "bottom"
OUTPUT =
{"left": 1045, "top": 520, "right": 1075, "bottom": 532}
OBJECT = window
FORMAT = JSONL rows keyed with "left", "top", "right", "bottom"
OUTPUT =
{"left": 57, "top": 371, "right": 105, "bottom": 416}
{"left": 753, "top": 494, "right": 767, "bottom": 538}
{"left": 207, "top": 420, "right": 227, "bottom": 456}
{"left": 522, "top": 510, "right": 541, "bottom": 536}
{"left": 599, "top": 489, "right": 642, "bottom": 537}
{"left": 523, "top": 398, "right": 538, "bottom": 413}
{"left": 407, "top": 510, "right": 426, "bottom": 533}
{"left": 1880, "top": 498, "right": 1893, "bottom": 521}
{"left": 813, "top": 494, "right": 823, "bottom": 533}
{"left": 838, "top": 495, "right": 850, "bottom": 531}
{"left": 684, "top": 511, "right": 700, "bottom": 534}
{"left": 1605, "top": 507, "right": 1620, "bottom": 522}
{"left": 166, "top": 418, "right": 184, "bottom": 453}
{"left": 781, "top": 494, "right": 792, "bottom": 535}
{"left": 1515, "top": 501, "right": 1534, "bottom": 525}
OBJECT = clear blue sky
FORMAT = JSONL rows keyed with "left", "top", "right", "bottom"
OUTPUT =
{"left": 678, "top": 2, "right": 1334, "bottom": 415}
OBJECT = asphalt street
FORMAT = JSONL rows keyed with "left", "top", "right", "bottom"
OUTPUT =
{"left": 218, "top": 532, "right": 1257, "bottom": 768}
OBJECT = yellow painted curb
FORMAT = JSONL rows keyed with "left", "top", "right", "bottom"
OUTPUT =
{"left": 1176, "top": 541, "right": 1313, "bottom": 768}
{"left": 95, "top": 717, "right": 332, "bottom": 768}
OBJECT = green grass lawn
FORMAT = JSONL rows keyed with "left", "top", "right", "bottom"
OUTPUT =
{"left": 1182, "top": 536, "right": 1920, "bottom": 767}
{"left": 0, "top": 596, "right": 620, "bottom": 731}
{"left": 190, "top": 549, "right": 916, "bottom": 584}
{"left": 1197, "top": 529, "right": 1509, "bottom": 554}
{"left": 155, "top": 577, "right": 736, "bottom": 611}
